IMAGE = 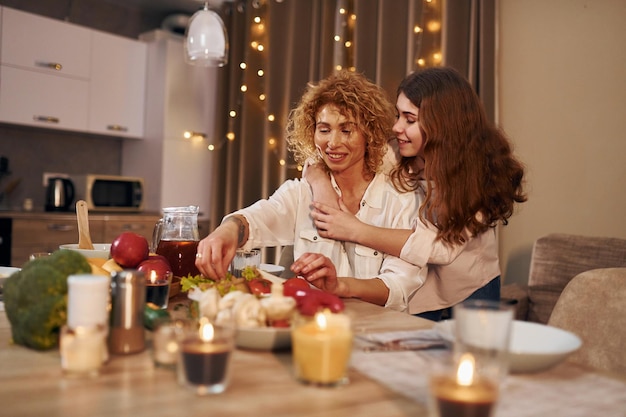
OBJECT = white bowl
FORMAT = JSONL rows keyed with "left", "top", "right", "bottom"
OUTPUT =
{"left": 433, "top": 319, "right": 581, "bottom": 373}
{"left": 236, "top": 326, "right": 291, "bottom": 350}
{"left": 59, "top": 243, "right": 112, "bottom": 260}
{"left": 260, "top": 263, "right": 285, "bottom": 276}
{"left": 508, "top": 321, "right": 581, "bottom": 373}
{"left": 0, "top": 266, "right": 21, "bottom": 291}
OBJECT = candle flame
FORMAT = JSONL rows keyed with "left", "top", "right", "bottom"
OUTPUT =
{"left": 456, "top": 353, "right": 475, "bottom": 386}
{"left": 199, "top": 318, "right": 214, "bottom": 342}
{"left": 314, "top": 310, "right": 328, "bottom": 330}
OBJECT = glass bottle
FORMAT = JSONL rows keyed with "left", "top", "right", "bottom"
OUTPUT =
{"left": 153, "top": 206, "right": 200, "bottom": 278}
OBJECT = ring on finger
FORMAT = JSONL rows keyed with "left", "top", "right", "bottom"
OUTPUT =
{"left": 195, "top": 253, "right": 203, "bottom": 259}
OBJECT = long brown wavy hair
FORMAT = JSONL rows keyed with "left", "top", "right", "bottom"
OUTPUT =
{"left": 286, "top": 70, "right": 395, "bottom": 176}
{"left": 390, "top": 67, "right": 526, "bottom": 245}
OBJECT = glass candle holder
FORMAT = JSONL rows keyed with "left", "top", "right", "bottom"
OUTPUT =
{"left": 145, "top": 270, "right": 173, "bottom": 309}
{"left": 60, "top": 324, "right": 107, "bottom": 378}
{"left": 176, "top": 317, "right": 235, "bottom": 395}
{"left": 291, "top": 310, "right": 353, "bottom": 387}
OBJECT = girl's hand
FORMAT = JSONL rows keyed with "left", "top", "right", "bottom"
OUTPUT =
{"left": 290, "top": 252, "right": 345, "bottom": 296}
{"left": 311, "top": 200, "right": 361, "bottom": 242}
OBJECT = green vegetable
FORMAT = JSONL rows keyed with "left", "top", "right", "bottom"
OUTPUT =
{"left": 3, "top": 250, "right": 91, "bottom": 350}
{"left": 180, "top": 266, "right": 259, "bottom": 296}
{"left": 144, "top": 303, "right": 170, "bottom": 330}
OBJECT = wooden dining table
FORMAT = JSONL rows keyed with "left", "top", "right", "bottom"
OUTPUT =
{"left": 1, "top": 297, "right": 625, "bottom": 417}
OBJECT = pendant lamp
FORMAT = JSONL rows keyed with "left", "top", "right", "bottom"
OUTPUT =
{"left": 185, "top": 2, "right": 229, "bottom": 67}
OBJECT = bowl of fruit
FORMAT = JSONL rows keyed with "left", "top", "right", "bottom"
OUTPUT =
{"left": 59, "top": 243, "right": 111, "bottom": 260}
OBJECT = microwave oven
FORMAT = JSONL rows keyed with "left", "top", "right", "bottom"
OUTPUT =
{"left": 72, "top": 174, "right": 144, "bottom": 212}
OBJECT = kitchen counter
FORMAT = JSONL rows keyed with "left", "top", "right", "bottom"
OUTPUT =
{"left": 0, "top": 210, "right": 162, "bottom": 220}
{"left": 0, "top": 211, "right": 211, "bottom": 267}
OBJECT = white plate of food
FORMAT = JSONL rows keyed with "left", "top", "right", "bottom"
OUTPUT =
{"left": 260, "top": 263, "right": 286, "bottom": 276}
{"left": 433, "top": 319, "right": 581, "bottom": 373}
{"left": 236, "top": 326, "right": 292, "bottom": 351}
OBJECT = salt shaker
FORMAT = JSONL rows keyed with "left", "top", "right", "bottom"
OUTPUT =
{"left": 109, "top": 270, "right": 146, "bottom": 354}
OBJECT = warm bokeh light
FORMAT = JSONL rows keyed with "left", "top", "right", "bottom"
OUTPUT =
{"left": 427, "top": 20, "right": 441, "bottom": 32}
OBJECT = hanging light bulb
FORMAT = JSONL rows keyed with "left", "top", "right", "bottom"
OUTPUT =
{"left": 185, "top": 2, "right": 229, "bottom": 67}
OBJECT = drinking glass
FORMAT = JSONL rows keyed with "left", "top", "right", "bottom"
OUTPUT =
{"left": 428, "top": 300, "right": 514, "bottom": 417}
{"left": 230, "top": 248, "right": 261, "bottom": 278}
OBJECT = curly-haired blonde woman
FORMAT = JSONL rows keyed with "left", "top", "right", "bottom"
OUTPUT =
{"left": 195, "top": 70, "right": 424, "bottom": 311}
{"left": 306, "top": 67, "right": 527, "bottom": 320}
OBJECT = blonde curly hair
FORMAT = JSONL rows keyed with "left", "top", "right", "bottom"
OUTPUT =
{"left": 286, "top": 70, "right": 395, "bottom": 176}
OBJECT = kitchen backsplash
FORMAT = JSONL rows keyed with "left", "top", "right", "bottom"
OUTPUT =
{"left": 0, "top": 124, "right": 122, "bottom": 211}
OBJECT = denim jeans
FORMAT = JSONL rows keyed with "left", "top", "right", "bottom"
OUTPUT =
{"left": 414, "top": 276, "right": 501, "bottom": 322}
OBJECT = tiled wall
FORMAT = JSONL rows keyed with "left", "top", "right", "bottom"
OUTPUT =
{"left": 0, "top": 124, "right": 123, "bottom": 211}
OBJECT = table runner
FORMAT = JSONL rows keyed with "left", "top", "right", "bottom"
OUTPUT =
{"left": 351, "top": 330, "right": 626, "bottom": 417}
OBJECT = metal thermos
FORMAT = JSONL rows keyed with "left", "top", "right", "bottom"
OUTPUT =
{"left": 109, "top": 270, "right": 146, "bottom": 354}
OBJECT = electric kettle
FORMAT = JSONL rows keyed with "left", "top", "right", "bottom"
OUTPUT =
{"left": 45, "top": 177, "right": 75, "bottom": 211}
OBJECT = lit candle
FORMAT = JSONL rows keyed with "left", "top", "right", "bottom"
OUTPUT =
{"left": 292, "top": 310, "right": 353, "bottom": 386}
{"left": 177, "top": 318, "right": 235, "bottom": 395}
{"left": 430, "top": 354, "right": 498, "bottom": 417}
{"left": 145, "top": 270, "right": 172, "bottom": 309}
{"left": 60, "top": 324, "right": 107, "bottom": 377}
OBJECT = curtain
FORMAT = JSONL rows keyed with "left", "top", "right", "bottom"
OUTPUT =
{"left": 443, "top": 0, "right": 496, "bottom": 120}
{"left": 208, "top": 0, "right": 494, "bottom": 262}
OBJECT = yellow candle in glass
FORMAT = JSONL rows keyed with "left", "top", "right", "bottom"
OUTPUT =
{"left": 292, "top": 310, "right": 352, "bottom": 386}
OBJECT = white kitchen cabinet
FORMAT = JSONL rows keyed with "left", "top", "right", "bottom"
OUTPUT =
{"left": 0, "top": 65, "right": 89, "bottom": 131}
{"left": 0, "top": 7, "right": 91, "bottom": 132}
{"left": 0, "top": 7, "right": 91, "bottom": 79}
{"left": 121, "top": 30, "right": 216, "bottom": 220}
{"left": 89, "top": 31, "right": 147, "bottom": 138}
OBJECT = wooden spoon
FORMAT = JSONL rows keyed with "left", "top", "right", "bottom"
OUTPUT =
{"left": 76, "top": 200, "right": 94, "bottom": 250}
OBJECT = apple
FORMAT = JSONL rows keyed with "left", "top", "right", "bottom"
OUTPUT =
{"left": 148, "top": 253, "right": 171, "bottom": 267}
{"left": 137, "top": 258, "right": 172, "bottom": 283}
{"left": 110, "top": 231, "right": 150, "bottom": 268}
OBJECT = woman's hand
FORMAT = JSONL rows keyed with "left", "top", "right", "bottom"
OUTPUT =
{"left": 311, "top": 200, "right": 362, "bottom": 242}
{"left": 290, "top": 252, "right": 346, "bottom": 297}
{"left": 195, "top": 223, "right": 239, "bottom": 280}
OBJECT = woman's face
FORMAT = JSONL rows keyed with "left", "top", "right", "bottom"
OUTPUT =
{"left": 314, "top": 104, "right": 366, "bottom": 175}
{"left": 393, "top": 92, "right": 425, "bottom": 158}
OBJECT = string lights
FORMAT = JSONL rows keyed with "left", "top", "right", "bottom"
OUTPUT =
{"left": 413, "top": 0, "right": 443, "bottom": 69}
{"left": 200, "top": 0, "right": 441, "bottom": 167}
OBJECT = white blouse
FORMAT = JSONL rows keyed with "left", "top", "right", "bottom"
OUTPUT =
{"left": 228, "top": 173, "right": 425, "bottom": 312}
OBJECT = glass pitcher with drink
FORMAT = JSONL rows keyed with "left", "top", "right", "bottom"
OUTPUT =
{"left": 152, "top": 206, "right": 201, "bottom": 278}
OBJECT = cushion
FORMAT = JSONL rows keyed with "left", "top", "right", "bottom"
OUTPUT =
{"left": 548, "top": 268, "right": 626, "bottom": 374}
{"left": 527, "top": 234, "right": 626, "bottom": 324}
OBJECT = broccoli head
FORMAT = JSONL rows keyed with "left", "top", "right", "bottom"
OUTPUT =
{"left": 4, "top": 250, "right": 92, "bottom": 350}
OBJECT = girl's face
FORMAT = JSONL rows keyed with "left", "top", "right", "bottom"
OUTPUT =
{"left": 313, "top": 104, "right": 366, "bottom": 175}
{"left": 393, "top": 92, "right": 425, "bottom": 158}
